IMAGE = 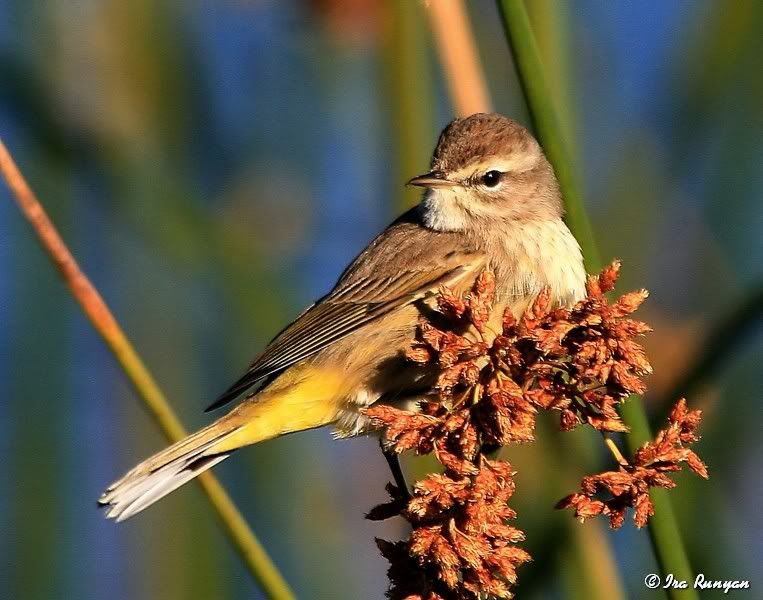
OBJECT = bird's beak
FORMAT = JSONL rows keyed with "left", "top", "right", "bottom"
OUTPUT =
{"left": 406, "top": 171, "right": 456, "bottom": 189}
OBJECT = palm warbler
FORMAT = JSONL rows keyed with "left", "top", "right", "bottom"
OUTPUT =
{"left": 100, "top": 113, "right": 585, "bottom": 520}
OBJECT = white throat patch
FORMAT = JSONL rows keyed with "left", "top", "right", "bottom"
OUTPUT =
{"left": 421, "top": 188, "right": 470, "bottom": 232}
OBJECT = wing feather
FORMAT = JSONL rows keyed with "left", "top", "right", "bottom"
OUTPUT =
{"left": 207, "top": 209, "right": 483, "bottom": 412}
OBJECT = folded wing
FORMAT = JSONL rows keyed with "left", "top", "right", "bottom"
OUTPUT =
{"left": 208, "top": 209, "right": 483, "bottom": 412}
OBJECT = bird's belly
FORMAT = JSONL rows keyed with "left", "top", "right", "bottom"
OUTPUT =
{"left": 307, "top": 304, "right": 426, "bottom": 438}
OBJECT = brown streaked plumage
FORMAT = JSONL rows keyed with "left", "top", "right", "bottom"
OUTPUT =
{"left": 99, "top": 112, "right": 586, "bottom": 521}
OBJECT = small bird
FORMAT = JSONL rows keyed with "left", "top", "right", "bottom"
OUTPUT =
{"left": 99, "top": 113, "right": 586, "bottom": 521}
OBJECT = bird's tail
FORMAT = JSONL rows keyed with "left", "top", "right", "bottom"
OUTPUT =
{"left": 98, "top": 419, "right": 241, "bottom": 522}
{"left": 99, "top": 366, "right": 346, "bottom": 521}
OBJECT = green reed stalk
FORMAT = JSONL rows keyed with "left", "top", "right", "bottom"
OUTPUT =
{"left": 496, "top": 2, "right": 699, "bottom": 598}
{"left": 422, "top": 2, "right": 624, "bottom": 599}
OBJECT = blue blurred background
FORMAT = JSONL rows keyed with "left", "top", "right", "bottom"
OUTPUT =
{"left": 0, "top": 1, "right": 760, "bottom": 598}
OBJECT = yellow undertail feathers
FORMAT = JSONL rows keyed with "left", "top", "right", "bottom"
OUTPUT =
{"left": 99, "top": 366, "right": 346, "bottom": 521}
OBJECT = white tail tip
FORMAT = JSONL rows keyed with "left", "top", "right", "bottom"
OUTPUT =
{"left": 99, "top": 426, "right": 238, "bottom": 521}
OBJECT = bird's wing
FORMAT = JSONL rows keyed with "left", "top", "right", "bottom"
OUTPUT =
{"left": 207, "top": 209, "right": 484, "bottom": 411}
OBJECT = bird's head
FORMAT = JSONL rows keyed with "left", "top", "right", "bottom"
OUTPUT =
{"left": 409, "top": 113, "right": 563, "bottom": 232}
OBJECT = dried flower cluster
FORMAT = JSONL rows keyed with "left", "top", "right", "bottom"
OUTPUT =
{"left": 366, "top": 263, "right": 708, "bottom": 599}
{"left": 370, "top": 459, "right": 529, "bottom": 600}
{"left": 557, "top": 399, "right": 708, "bottom": 528}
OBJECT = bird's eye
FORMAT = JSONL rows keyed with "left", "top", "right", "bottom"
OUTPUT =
{"left": 481, "top": 170, "right": 502, "bottom": 188}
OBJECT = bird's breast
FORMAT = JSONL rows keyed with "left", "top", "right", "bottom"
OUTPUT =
{"left": 490, "top": 218, "right": 586, "bottom": 315}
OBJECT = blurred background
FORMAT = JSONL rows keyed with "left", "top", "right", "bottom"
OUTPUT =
{"left": 0, "top": 1, "right": 761, "bottom": 598}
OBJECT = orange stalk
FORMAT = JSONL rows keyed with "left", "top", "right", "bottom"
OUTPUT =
{"left": 424, "top": 0, "right": 492, "bottom": 116}
{"left": 0, "top": 137, "right": 294, "bottom": 600}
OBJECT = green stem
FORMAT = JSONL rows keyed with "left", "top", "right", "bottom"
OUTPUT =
{"left": 0, "top": 138, "right": 295, "bottom": 600}
{"left": 496, "top": 2, "right": 698, "bottom": 598}
{"left": 620, "top": 400, "right": 696, "bottom": 600}
{"left": 424, "top": 3, "right": 625, "bottom": 599}
{"left": 496, "top": 0, "right": 599, "bottom": 273}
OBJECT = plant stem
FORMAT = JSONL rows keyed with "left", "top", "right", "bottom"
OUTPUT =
{"left": 602, "top": 434, "right": 629, "bottom": 467}
{"left": 424, "top": 4, "right": 625, "bottom": 599}
{"left": 425, "top": 0, "right": 492, "bottom": 116}
{"left": 495, "top": 0, "right": 599, "bottom": 273}
{"left": 0, "top": 137, "right": 295, "bottom": 600}
{"left": 620, "top": 399, "right": 697, "bottom": 600}
{"left": 496, "top": 2, "right": 699, "bottom": 598}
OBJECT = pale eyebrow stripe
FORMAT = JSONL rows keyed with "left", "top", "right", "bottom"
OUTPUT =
{"left": 449, "top": 154, "right": 537, "bottom": 180}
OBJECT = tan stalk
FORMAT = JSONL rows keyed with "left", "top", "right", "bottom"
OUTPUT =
{"left": 0, "top": 138, "right": 295, "bottom": 600}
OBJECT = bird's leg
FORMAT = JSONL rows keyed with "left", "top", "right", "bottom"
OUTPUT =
{"left": 481, "top": 441, "right": 501, "bottom": 459}
{"left": 379, "top": 438, "right": 412, "bottom": 500}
